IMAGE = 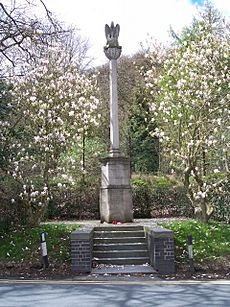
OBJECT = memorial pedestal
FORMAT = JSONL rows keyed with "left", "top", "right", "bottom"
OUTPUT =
{"left": 100, "top": 157, "right": 133, "bottom": 223}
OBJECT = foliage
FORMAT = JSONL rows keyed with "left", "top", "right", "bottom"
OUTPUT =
{"left": 0, "top": 174, "right": 24, "bottom": 233}
{"left": 161, "top": 220, "right": 230, "bottom": 265}
{"left": 132, "top": 174, "right": 193, "bottom": 218}
{"left": 132, "top": 178, "right": 151, "bottom": 218}
{"left": 2, "top": 170, "right": 226, "bottom": 224}
{"left": 61, "top": 136, "right": 106, "bottom": 187}
{"left": 211, "top": 176, "right": 230, "bottom": 223}
{"left": 46, "top": 184, "right": 100, "bottom": 220}
{"left": 47, "top": 174, "right": 194, "bottom": 221}
{"left": 1, "top": 49, "right": 101, "bottom": 226}
{"left": 0, "top": 223, "right": 79, "bottom": 262}
{"left": 128, "top": 86, "right": 159, "bottom": 173}
{"left": 144, "top": 3, "right": 230, "bottom": 222}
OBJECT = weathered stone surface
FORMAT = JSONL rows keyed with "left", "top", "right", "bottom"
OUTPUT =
{"left": 104, "top": 47, "right": 122, "bottom": 60}
{"left": 71, "top": 228, "right": 94, "bottom": 240}
{"left": 105, "top": 22, "right": 120, "bottom": 48}
{"left": 104, "top": 22, "right": 121, "bottom": 60}
{"left": 145, "top": 227, "right": 174, "bottom": 238}
{"left": 100, "top": 157, "right": 133, "bottom": 223}
{"left": 109, "top": 58, "right": 120, "bottom": 156}
{"left": 100, "top": 186, "right": 133, "bottom": 223}
{"left": 101, "top": 157, "right": 131, "bottom": 187}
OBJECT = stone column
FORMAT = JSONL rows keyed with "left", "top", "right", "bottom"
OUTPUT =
{"left": 109, "top": 58, "right": 120, "bottom": 157}
{"left": 100, "top": 22, "right": 133, "bottom": 223}
{"left": 104, "top": 45, "right": 122, "bottom": 157}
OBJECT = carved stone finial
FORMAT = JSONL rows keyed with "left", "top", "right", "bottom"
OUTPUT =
{"left": 104, "top": 21, "right": 122, "bottom": 60}
{"left": 105, "top": 21, "right": 120, "bottom": 48}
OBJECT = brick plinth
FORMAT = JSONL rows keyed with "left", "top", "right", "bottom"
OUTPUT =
{"left": 71, "top": 228, "right": 94, "bottom": 273}
{"left": 145, "top": 227, "right": 175, "bottom": 274}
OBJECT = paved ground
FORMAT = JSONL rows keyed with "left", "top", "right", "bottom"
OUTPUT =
{"left": 0, "top": 280, "right": 230, "bottom": 307}
{"left": 46, "top": 218, "right": 187, "bottom": 228}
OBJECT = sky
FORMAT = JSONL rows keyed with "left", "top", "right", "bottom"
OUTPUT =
{"left": 22, "top": 0, "right": 230, "bottom": 66}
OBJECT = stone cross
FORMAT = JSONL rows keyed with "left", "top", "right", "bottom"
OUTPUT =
{"left": 104, "top": 22, "right": 122, "bottom": 157}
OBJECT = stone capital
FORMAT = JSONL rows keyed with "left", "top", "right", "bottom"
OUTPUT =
{"left": 104, "top": 46, "right": 122, "bottom": 60}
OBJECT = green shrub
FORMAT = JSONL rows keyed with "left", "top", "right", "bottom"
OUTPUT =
{"left": 132, "top": 178, "right": 148, "bottom": 187}
{"left": 0, "top": 174, "right": 25, "bottom": 233}
{"left": 132, "top": 180, "right": 151, "bottom": 218}
{"left": 211, "top": 178, "right": 230, "bottom": 223}
{"left": 132, "top": 174, "right": 193, "bottom": 219}
{"left": 6, "top": 170, "right": 229, "bottom": 223}
{"left": 154, "top": 176, "right": 172, "bottom": 188}
{"left": 46, "top": 184, "right": 100, "bottom": 220}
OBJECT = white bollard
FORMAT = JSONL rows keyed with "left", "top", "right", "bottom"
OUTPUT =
{"left": 40, "top": 231, "right": 49, "bottom": 268}
{"left": 187, "top": 234, "right": 195, "bottom": 272}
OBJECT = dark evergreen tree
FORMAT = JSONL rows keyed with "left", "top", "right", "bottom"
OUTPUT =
{"left": 128, "top": 87, "right": 159, "bottom": 173}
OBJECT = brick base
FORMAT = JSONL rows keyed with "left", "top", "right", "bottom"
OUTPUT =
{"left": 71, "top": 228, "right": 94, "bottom": 273}
{"left": 145, "top": 227, "right": 175, "bottom": 274}
{"left": 70, "top": 226, "right": 175, "bottom": 274}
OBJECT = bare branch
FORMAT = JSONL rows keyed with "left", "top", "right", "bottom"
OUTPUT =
{"left": 38, "top": 0, "right": 57, "bottom": 29}
{"left": 1, "top": 50, "right": 15, "bottom": 66}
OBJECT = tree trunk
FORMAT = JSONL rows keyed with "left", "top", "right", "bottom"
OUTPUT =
{"left": 194, "top": 199, "right": 213, "bottom": 223}
{"left": 24, "top": 197, "right": 49, "bottom": 227}
{"left": 24, "top": 198, "right": 34, "bottom": 227}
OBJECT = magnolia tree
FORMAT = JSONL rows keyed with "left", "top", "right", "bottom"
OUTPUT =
{"left": 0, "top": 0, "right": 91, "bottom": 78}
{"left": 1, "top": 48, "right": 101, "bottom": 225}
{"left": 144, "top": 6, "right": 229, "bottom": 222}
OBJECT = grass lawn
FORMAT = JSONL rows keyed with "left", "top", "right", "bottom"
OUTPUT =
{"left": 0, "top": 223, "right": 80, "bottom": 264}
{"left": 1, "top": 220, "right": 230, "bottom": 277}
{"left": 161, "top": 220, "right": 230, "bottom": 266}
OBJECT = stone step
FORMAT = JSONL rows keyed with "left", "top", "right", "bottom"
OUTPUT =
{"left": 94, "top": 237, "right": 147, "bottom": 244}
{"left": 94, "top": 226, "right": 144, "bottom": 232}
{"left": 93, "top": 225, "right": 150, "bottom": 267}
{"left": 94, "top": 250, "right": 149, "bottom": 259}
{"left": 94, "top": 230, "right": 145, "bottom": 238}
{"left": 94, "top": 257, "right": 150, "bottom": 265}
{"left": 94, "top": 242, "right": 148, "bottom": 251}
{"left": 92, "top": 265, "right": 157, "bottom": 275}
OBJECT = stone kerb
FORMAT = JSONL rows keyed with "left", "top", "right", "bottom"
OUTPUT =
{"left": 144, "top": 227, "right": 175, "bottom": 274}
{"left": 71, "top": 227, "right": 94, "bottom": 273}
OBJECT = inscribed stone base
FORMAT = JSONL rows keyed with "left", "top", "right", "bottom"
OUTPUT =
{"left": 100, "top": 187, "right": 133, "bottom": 223}
{"left": 100, "top": 156, "right": 133, "bottom": 223}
